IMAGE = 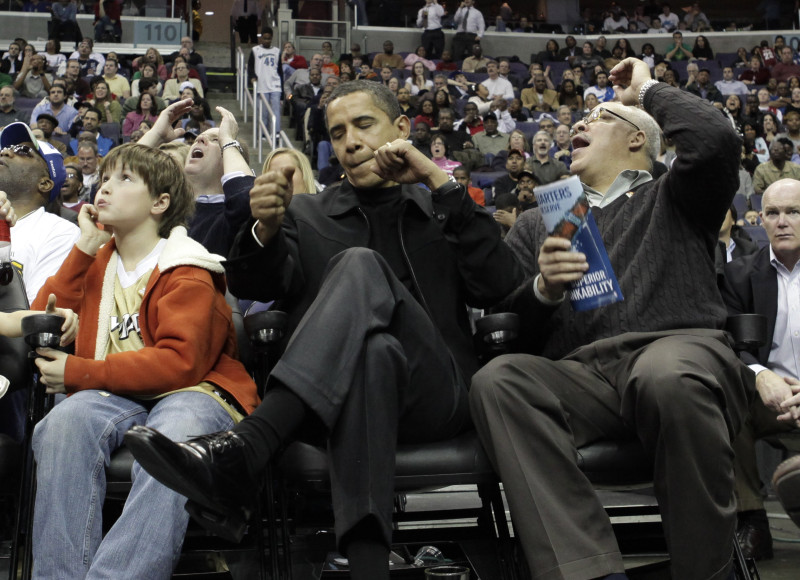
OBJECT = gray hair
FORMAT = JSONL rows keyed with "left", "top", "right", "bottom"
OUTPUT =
{"left": 619, "top": 105, "right": 662, "bottom": 168}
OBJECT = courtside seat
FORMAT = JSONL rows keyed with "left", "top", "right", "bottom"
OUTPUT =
{"left": 576, "top": 439, "right": 654, "bottom": 487}
{"left": 279, "top": 429, "right": 498, "bottom": 495}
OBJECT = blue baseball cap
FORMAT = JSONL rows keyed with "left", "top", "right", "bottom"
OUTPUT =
{"left": 0, "top": 122, "right": 66, "bottom": 202}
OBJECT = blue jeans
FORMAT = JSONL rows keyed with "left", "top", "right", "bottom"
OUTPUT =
{"left": 32, "top": 390, "right": 234, "bottom": 580}
{"left": 259, "top": 91, "right": 282, "bottom": 140}
{"left": 317, "top": 140, "right": 334, "bottom": 170}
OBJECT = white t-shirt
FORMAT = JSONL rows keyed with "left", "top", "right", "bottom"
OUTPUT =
{"left": 10, "top": 207, "right": 80, "bottom": 304}
{"left": 481, "top": 77, "right": 515, "bottom": 100}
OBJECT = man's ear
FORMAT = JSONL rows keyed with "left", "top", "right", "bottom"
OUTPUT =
{"left": 151, "top": 192, "right": 170, "bottom": 216}
{"left": 395, "top": 114, "right": 411, "bottom": 140}
{"left": 628, "top": 130, "right": 647, "bottom": 156}
{"left": 37, "top": 176, "right": 54, "bottom": 200}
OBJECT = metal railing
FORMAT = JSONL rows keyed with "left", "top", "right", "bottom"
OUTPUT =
{"left": 254, "top": 91, "right": 278, "bottom": 159}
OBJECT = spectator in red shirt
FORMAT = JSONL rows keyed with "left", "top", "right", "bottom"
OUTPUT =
{"left": 435, "top": 49, "right": 458, "bottom": 72}
{"left": 453, "top": 165, "right": 485, "bottom": 206}
{"left": 281, "top": 42, "right": 308, "bottom": 77}
{"left": 740, "top": 55, "right": 770, "bottom": 86}
{"left": 772, "top": 47, "right": 800, "bottom": 82}
{"left": 759, "top": 41, "right": 778, "bottom": 68}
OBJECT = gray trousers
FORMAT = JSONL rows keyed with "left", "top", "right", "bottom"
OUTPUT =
{"left": 270, "top": 248, "right": 470, "bottom": 548}
{"left": 469, "top": 329, "right": 750, "bottom": 580}
{"left": 733, "top": 396, "right": 796, "bottom": 512}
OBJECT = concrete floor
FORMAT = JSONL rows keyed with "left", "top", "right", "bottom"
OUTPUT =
{"left": 756, "top": 499, "right": 800, "bottom": 580}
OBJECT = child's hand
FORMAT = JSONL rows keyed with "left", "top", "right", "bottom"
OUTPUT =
{"left": 34, "top": 348, "right": 67, "bottom": 394}
{"left": 0, "top": 191, "right": 17, "bottom": 227}
{"left": 76, "top": 204, "right": 111, "bottom": 256}
{"left": 44, "top": 293, "right": 78, "bottom": 346}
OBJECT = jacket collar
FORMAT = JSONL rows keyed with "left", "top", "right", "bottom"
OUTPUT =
{"left": 324, "top": 179, "right": 433, "bottom": 219}
{"left": 101, "top": 226, "right": 226, "bottom": 275}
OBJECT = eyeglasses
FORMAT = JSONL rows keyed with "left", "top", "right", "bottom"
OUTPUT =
{"left": 1, "top": 144, "right": 36, "bottom": 158}
{"left": 571, "top": 106, "right": 640, "bottom": 137}
{"left": 65, "top": 172, "right": 79, "bottom": 179}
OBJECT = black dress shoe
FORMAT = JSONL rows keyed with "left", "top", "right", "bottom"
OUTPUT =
{"left": 736, "top": 517, "right": 774, "bottom": 561}
{"left": 773, "top": 455, "right": 800, "bottom": 529}
{"left": 124, "top": 426, "right": 259, "bottom": 542}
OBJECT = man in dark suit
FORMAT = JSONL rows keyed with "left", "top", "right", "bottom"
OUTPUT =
{"left": 716, "top": 206, "right": 759, "bottom": 281}
{"left": 722, "top": 177, "right": 800, "bottom": 561}
{"left": 721, "top": 206, "right": 759, "bottom": 262}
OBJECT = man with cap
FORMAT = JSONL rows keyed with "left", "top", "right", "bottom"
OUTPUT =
{"left": 472, "top": 111, "right": 510, "bottom": 156}
{"left": 59, "top": 162, "right": 84, "bottom": 213}
{"left": 492, "top": 148, "right": 526, "bottom": 195}
{"left": 36, "top": 113, "right": 69, "bottom": 156}
{"left": 0, "top": 122, "right": 77, "bottom": 303}
{"left": 512, "top": 168, "right": 539, "bottom": 212}
{"left": 0, "top": 120, "right": 77, "bottom": 472}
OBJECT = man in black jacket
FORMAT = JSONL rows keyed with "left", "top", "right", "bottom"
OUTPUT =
{"left": 126, "top": 81, "right": 523, "bottom": 580}
{"left": 721, "top": 178, "right": 800, "bottom": 561}
{"left": 470, "top": 59, "right": 751, "bottom": 580}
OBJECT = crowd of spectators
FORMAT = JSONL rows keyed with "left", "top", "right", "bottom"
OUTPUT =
{"left": 270, "top": 23, "right": 800, "bottom": 227}
{"left": 0, "top": 33, "right": 212, "bottom": 185}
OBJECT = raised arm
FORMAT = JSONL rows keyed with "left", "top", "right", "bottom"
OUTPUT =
{"left": 611, "top": 58, "right": 740, "bottom": 231}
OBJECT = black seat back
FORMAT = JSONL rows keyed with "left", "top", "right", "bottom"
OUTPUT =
{"left": 0, "top": 269, "right": 32, "bottom": 393}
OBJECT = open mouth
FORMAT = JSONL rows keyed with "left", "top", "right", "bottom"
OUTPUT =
{"left": 190, "top": 149, "right": 204, "bottom": 159}
{"left": 571, "top": 135, "right": 590, "bottom": 149}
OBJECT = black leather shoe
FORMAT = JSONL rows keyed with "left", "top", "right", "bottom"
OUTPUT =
{"left": 773, "top": 455, "right": 800, "bottom": 528}
{"left": 736, "top": 517, "right": 774, "bottom": 561}
{"left": 124, "top": 426, "right": 259, "bottom": 542}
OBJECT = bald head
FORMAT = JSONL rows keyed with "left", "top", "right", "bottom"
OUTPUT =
{"left": 762, "top": 179, "right": 800, "bottom": 269}
{"left": 569, "top": 102, "right": 661, "bottom": 193}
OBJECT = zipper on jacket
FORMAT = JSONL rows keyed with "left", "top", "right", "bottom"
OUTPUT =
{"left": 398, "top": 209, "right": 434, "bottom": 321}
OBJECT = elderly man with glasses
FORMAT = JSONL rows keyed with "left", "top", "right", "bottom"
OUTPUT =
{"left": 470, "top": 58, "right": 750, "bottom": 580}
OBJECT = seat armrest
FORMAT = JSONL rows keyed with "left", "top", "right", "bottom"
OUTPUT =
{"left": 244, "top": 310, "right": 288, "bottom": 349}
{"left": 726, "top": 314, "right": 767, "bottom": 352}
{"left": 474, "top": 312, "right": 520, "bottom": 362}
{"left": 474, "top": 312, "right": 520, "bottom": 345}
